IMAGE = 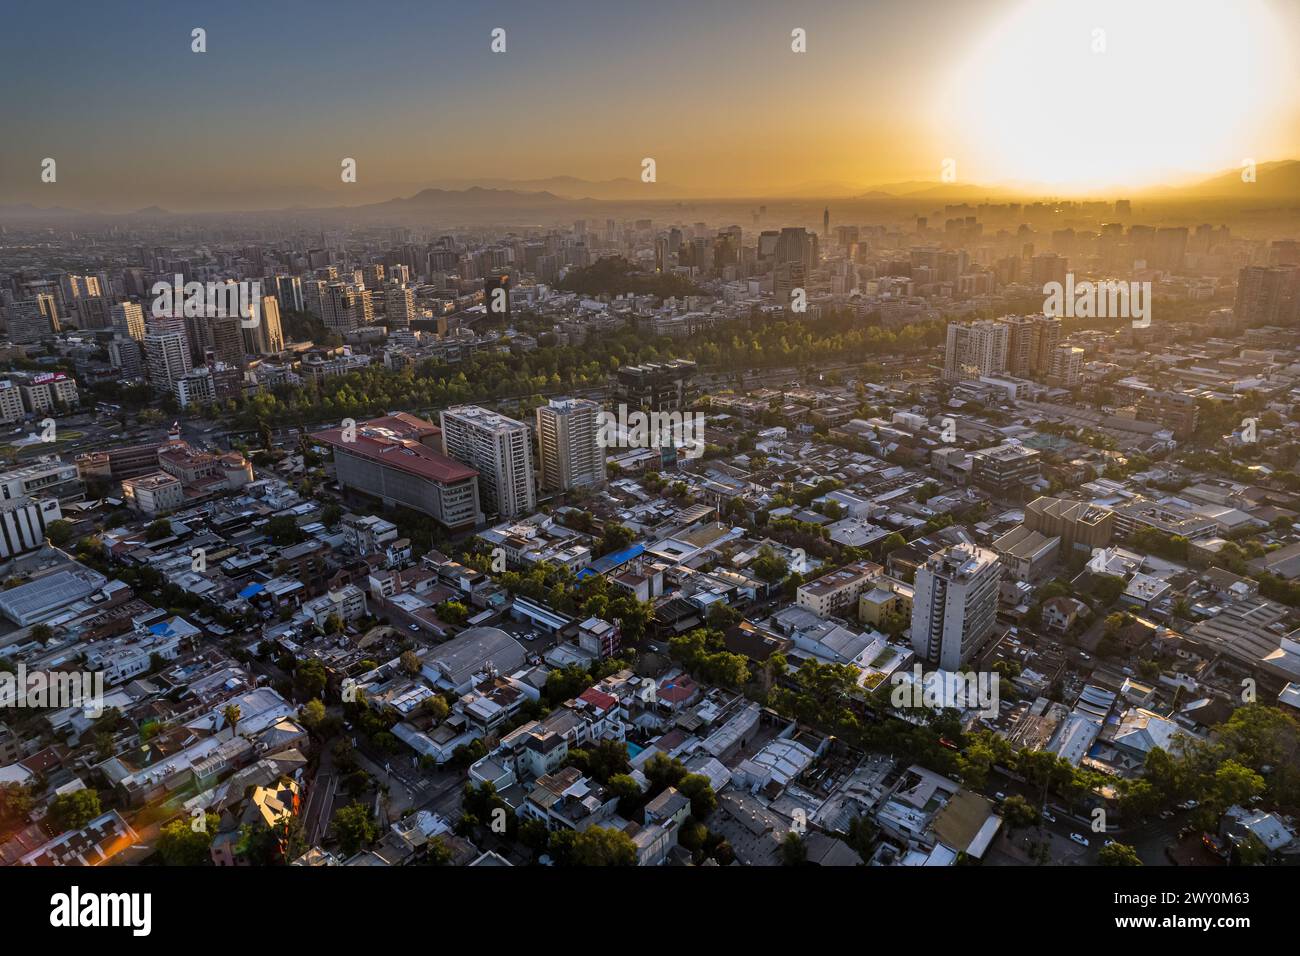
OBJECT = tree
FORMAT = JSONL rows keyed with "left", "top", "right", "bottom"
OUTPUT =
{"left": 705, "top": 602, "right": 741, "bottom": 630}
{"left": 300, "top": 698, "right": 327, "bottom": 733}
{"left": 264, "top": 515, "right": 304, "bottom": 545}
{"left": 45, "top": 519, "right": 75, "bottom": 547}
{"left": 582, "top": 738, "right": 631, "bottom": 784}
{"left": 780, "top": 831, "right": 807, "bottom": 866}
{"left": 644, "top": 752, "right": 688, "bottom": 795}
{"left": 145, "top": 519, "right": 172, "bottom": 541}
{"left": 1000, "top": 794, "right": 1040, "bottom": 830}
{"left": 157, "top": 815, "right": 218, "bottom": 865}
{"left": 0, "top": 782, "right": 36, "bottom": 828}
{"left": 751, "top": 546, "right": 788, "bottom": 585}
{"left": 1098, "top": 842, "right": 1142, "bottom": 866}
{"left": 424, "top": 836, "right": 454, "bottom": 866}
{"left": 399, "top": 650, "right": 422, "bottom": 675}
{"left": 597, "top": 523, "right": 635, "bottom": 557}
{"left": 50, "top": 789, "right": 101, "bottom": 831}
{"left": 1118, "top": 779, "right": 1162, "bottom": 822}
{"left": 333, "top": 802, "right": 377, "bottom": 856}
{"left": 223, "top": 704, "right": 242, "bottom": 737}
{"left": 606, "top": 774, "right": 643, "bottom": 816}
{"left": 295, "top": 658, "right": 328, "bottom": 699}
{"left": 676, "top": 774, "right": 717, "bottom": 820}
{"left": 437, "top": 600, "right": 469, "bottom": 626}
{"left": 423, "top": 695, "right": 449, "bottom": 721}
{"left": 571, "top": 825, "right": 637, "bottom": 866}
{"left": 845, "top": 815, "right": 876, "bottom": 862}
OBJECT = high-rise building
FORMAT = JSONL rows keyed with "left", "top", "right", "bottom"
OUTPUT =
{"left": 7, "top": 295, "right": 59, "bottom": 345}
{"left": 997, "top": 315, "right": 1061, "bottom": 379}
{"left": 943, "top": 320, "right": 1009, "bottom": 380}
{"left": 1029, "top": 253, "right": 1069, "bottom": 289}
{"left": 1234, "top": 265, "right": 1299, "bottom": 327}
{"left": 910, "top": 544, "right": 1001, "bottom": 671}
{"left": 272, "top": 275, "right": 304, "bottom": 313}
{"left": 144, "top": 331, "right": 192, "bottom": 393}
{"left": 483, "top": 273, "right": 511, "bottom": 321}
{"left": 320, "top": 282, "right": 370, "bottom": 334}
{"left": 0, "top": 381, "right": 25, "bottom": 424}
{"left": 205, "top": 315, "right": 245, "bottom": 368}
{"left": 440, "top": 405, "right": 536, "bottom": 519}
{"left": 536, "top": 397, "right": 605, "bottom": 493}
{"left": 108, "top": 337, "right": 144, "bottom": 378}
{"left": 243, "top": 295, "right": 284, "bottom": 355}
{"left": 111, "top": 301, "right": 146, "bottom": 341}
{"left": 1048, "top": 345, "right": 1084, "bottom": 386}
{"left": 384, "top": 284, "right": 415, "bottom": 330}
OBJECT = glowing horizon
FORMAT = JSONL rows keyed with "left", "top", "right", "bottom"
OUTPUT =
{"left": 2, "top": 0, "right": 1298, "bottom": 211}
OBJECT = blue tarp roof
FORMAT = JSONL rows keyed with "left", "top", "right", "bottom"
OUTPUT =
{"left": 577, "top": 542, "right": 645, "bottom": 579}
{"left": 238, "top": 582, "right": 264, "bottom": 599}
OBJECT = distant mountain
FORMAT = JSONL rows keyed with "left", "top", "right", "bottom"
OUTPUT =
{"left": 3, "top": 160, "right": 1298, "bottom": 221}
{"left": 427, "top": 176, "right": 688, "bottom": 200}
{"left": 1153, "top": 160, "right": 1300, "bottom": 200}
{"left": 368, "top": 186, "right": 564, "bottom": 208}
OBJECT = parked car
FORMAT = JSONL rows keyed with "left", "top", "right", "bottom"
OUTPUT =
{"left": 1042, "top": 810, "right": 1057, "bottom": 823}
{"left": 994, "top": 792, "right": 1007, "bottom": 803}
{"left": 1069, "top": 833, "right": 1090, "bottom": 847}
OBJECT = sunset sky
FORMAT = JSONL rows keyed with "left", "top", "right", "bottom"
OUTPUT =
{"left": 3, "top": 0, "right": 1299, "bottom": 210}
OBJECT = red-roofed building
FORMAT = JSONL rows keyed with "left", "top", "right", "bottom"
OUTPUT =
{"left": 577, "top": 687, "right": 619, "bottom": 715}
{"left": 313, "top": 416, "right": 481, "bottom": 532}
{"left": 657, "top": 674, "right": 700, "bottom": 710}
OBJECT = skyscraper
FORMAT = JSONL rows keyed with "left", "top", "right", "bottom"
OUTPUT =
{"left": 272, "top": 275, "right": 304, "bottom": 313}
{"left": 943, "top": 319, "right": 1009, "bottom": 380}
{"left": 910, "top": 544, "right": 1001, "bottom": 671}
{"left": 536, "top": 397, "right": 605, "bottom": 493}
{"left": 1234, "top": 265, "right": 1299, "bottom": 327}
{"left": 384, "top": 283, "right": 415, "bottom": 330}
{"left": 243, "top": 295, "right": 285, "bottom": 355}
{"left": 144, "top": 331, "right": 192, "bottom": 393}
{"left": 439, "top": 405, "right": 536, "bottom": 519}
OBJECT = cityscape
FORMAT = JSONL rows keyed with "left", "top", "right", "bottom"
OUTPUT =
{"left": 1, "top": 0, "right": 1298, "bottom": 915}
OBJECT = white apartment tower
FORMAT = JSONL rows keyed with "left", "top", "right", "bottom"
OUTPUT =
{"left": 440, "top": 405, "right": 536, "bottom": 519}
{"left": 943, "top": 319, "right": 1009, "bottom": 381}
{"left": 910, "top": 544, "right": 1002, "bottom": 671}
{"left": 144, "top": 331, "right": 193, "bottom": 392}
{"left": 536, "top": 397, "right": 605, "bottom": 492}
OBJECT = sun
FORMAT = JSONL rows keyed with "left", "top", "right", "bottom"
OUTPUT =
{"left": 937, "top": 0, "right": 1296, "bottom": 192}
